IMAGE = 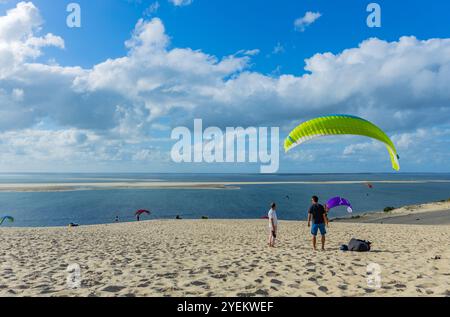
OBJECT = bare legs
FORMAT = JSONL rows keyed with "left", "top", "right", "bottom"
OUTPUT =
{"left": 268, "top": 231, "right": 276, "bottom": 247}
{"left": 312, "top": 235, "right": 326, "bottom": 250}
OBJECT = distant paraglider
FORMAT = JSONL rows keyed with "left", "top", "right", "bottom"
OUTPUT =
{"left": 284, "top": 115, "right": 400, "bottom": 171}
{"left": 135, "top": 210, "right": 151, "bottom": 221}
{"left": 0, "top": 216, "right": 14, "bottom": 226}
{"left": 365, "top": 182, "right": 374, "bottom": 196}
{"left": 0, "top": 216, "right": 14, "bottom": 225}
{"left": 326, "top": 197, "right": 353, "bottom": 214}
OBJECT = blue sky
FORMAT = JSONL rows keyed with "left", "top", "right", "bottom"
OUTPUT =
{"left": 1, "top": 0, "right": 450, "bottom": 173}
{"left": 11, "top": 0, "right": 450, "bottom": 73}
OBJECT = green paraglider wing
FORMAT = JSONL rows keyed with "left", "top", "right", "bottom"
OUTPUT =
{"left": 0, "top": 216, "right": 14, "bottom": 226}
{"left": 284, "top": 115, "right": 400, "bottom": 171}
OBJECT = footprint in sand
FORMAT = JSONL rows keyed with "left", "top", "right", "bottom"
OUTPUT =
{"left": 190, "top": 280, "right": 208, "bottom": 287}
{"left": 270, "top": 279, "right": 283, "bottom": 286}
{"left": 101, "top": 285, "right": 126, "bottom": 292}
{"left": 255, "top": 289, "right": 269, "bottom": 296}
{"left": 237, "top": 292, "right": 256, "bottom": 297}
{"left": 265, "top": 271, "right": 279, "bottom": 277}
{"left": 211, "top": 274, "right": 227, "bottom": 279}
{"left": 416, "top": 282, "right": 437, "bottom": 289}
{"left": 137, "top": 282, "right": 150, "bottom": 288}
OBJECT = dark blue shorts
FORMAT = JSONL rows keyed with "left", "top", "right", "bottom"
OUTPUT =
{"left": 311, "top": 223, "right": 327, "bottom": 236}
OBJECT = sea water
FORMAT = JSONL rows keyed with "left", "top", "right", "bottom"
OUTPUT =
{"left": 0, "top": 173, "right": 449, "bottom": 227}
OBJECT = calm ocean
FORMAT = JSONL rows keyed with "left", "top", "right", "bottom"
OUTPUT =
{"left": 1, "top": 173, "right": 449, "bottom": 227}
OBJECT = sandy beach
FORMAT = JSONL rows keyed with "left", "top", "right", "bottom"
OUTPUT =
{"left": 1, "top": 213, "right": 449, "bottom": 297}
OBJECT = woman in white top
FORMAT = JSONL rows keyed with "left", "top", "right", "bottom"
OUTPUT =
{"left": 268, "top": 203, "right": 278, "bottom": 247}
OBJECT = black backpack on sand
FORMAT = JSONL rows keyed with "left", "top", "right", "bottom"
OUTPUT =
{"left": 347, "top": 238, "right": 371, "bottom": 252}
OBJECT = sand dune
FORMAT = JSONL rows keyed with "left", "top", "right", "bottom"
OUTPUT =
{"left": 0, "top": 220, "right": 448, "bottom": 297}
{"left": 336, "top": 201, "right": 450, "bottom": 225}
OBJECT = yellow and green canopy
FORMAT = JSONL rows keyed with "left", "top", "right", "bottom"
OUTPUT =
{"left": 284, "top": 115, "right": 400, "bottom": 171}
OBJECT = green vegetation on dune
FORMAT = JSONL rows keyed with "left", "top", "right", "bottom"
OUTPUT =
{"left": 384, "top": 207, "right": 396, "bottom": 213}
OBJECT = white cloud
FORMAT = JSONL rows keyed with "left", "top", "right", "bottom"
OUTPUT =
{"left": 2, "top": 2, "right": 450, "bottom": 171}
{"left": 0, "top": 2, "right": 64, "bottom": 77}
{"left": 144, "top": 1, "right": 160, "bottom": 16}
{"left": 169, "top": 0, "right": 192, "bottom": 7}
{"left": 343, "top": 141, "right": 382, "bottom": 156}
{"left": 272, "top": 42, "right": 285, "bottom": 55}
{"left": 241, "top": 49, "right": 260, "bottom": 56}
{"left": 294, "top": 11, "right": 322, "bottom": 32}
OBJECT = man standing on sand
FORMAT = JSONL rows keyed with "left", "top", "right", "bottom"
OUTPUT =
{"left": 268, "top": 203, "right": 278, "bottom": 247}
{"left": 307, "top": 196, "right": 329, "bottom": 251}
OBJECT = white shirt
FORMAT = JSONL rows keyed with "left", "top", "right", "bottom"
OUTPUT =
{"left": 268, "top": 208, "right": 278, "bottom": 229}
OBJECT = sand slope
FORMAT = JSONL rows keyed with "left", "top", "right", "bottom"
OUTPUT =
{"left": 0, "top": 220, "right": 449, "bottom": 297}
{"left": 337, "top": 201, "right": 450, "bottom": 225}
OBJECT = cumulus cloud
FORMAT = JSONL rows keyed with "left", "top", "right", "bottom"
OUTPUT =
{"left": 2, "top": 2, "right": 450, "bottom": 171}
{"left": 294, "top": 11, "right": 322, "bottom": 32}
{"left": 0, "top": 2, "right": 64, "bottom": 77}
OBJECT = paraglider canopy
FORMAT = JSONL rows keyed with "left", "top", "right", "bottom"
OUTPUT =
{"left": 326, "top": 197, "right": 353, "bottom": 213}
{"left": 0, "top": 216, "right": 14, "bottom": 226}
{"left": 284, "top": 115, "right": 400, "bottom": 171}
{"left": 135, "top": 210, "right": 151, "bottom": 216}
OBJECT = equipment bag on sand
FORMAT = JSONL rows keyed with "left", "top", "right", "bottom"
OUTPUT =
{"left": 347, "top": 238, "right": 371, "bottom": 252}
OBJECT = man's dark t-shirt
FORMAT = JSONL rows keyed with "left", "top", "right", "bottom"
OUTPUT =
{"left": 309, "top": 204, "right": 326, "bottom": 224}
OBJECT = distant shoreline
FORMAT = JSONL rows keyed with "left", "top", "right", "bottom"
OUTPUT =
{"left": 2, "top": 200, "right": 449, "bottom": 229}
{"left": 1, "top": 179, "right": 450, "bottom": 192}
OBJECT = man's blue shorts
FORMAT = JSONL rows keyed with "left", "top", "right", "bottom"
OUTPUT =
{"left": 311, "top": 223, "right": 327, "bottom": 236}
